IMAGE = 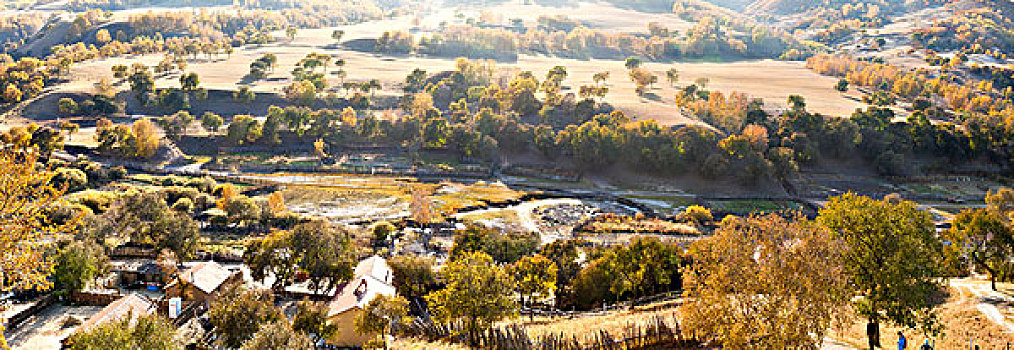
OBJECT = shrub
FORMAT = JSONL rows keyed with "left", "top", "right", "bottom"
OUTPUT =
{"left": 52, "top": 168, "right": 88, "bottom": 192}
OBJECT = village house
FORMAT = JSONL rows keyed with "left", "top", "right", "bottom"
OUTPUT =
{"left": 326, "top": 256, "right": 396, "bottom": 348}
{"left": 75, "top": 293, "right": 157, "bottom": 333}
{"left": 165, "top": 261, "right": 242, "bottom": 305}
{"left": 110, "top": 260, "right": 165, "bottom": 287}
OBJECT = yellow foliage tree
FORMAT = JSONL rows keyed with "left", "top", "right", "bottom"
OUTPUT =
{"left": 0, "top": 149, "right": 80, "bottom": 348}
{"left": 132, "top": 118, "right": 160, "bottom": 159}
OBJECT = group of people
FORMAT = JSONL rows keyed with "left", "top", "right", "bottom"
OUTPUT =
{"left": 895, "top": 331, "right": 989, "bottom": 350}
{"left": 895, "top": 332, "right": 934, "bottom": 350}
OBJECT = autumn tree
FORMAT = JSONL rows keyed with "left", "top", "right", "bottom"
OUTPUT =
{"left": 426, "top": 251, "right": 517, "bottom": 347}
{"left": 354, "top": 294, "right": 409, "bottom": 350}
{"left": 682, "top": 214, "right": 850, "bottom": 349}
{"left": 986, "top": 188, "right": 1014, "bottom": 222}
{"left": 285, "top": 80, "right": 317, "bottom": 106}
{"left": 817, "top": 193, "right": 944, "bottom": 348}
{"left": 511, "top": 255, "right": 557, "bottom": 318}
{"left": 132, "top": 118, "right": 160, "bottom": 159}
{"left": 0, "top": 149, "right": 79, "bottom": 349}
{"left": 208, "top": 288, "right": 284, "bottom": 349}
{"left": 945, "top": 208, "right": 1013, "bottom": 291}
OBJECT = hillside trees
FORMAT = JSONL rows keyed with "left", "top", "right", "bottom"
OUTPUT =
{"left": 241, "top": 321, "right": 313, "bottom": 350}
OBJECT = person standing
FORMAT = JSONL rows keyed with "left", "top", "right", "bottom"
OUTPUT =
{"left": 897, "top": 332, "right": 907, "bottom": 350}
{"left": 868, "top": 322, "right": 881, "bottom": 349}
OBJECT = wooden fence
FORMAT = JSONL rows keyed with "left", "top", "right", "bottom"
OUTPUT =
{"left": 4, "top": 294, "right": 57, "bottom": 333}
{"left": 401, "top": 315, "right": 704, "bottom": 350}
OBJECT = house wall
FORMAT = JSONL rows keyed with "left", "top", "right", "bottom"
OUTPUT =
{"left": 327, "top": 307, "right": 373, "bottom": 347}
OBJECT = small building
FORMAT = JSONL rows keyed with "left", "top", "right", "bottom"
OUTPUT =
{"left": 326, "top": 256, "right": 397, "bottom": 348}
{"left": 166, "top": 261, "right": 242, "bottom": 304}
{"left": 111, "top": 260, "right": 164, "bottom": 287}
{"left": 76, "top": 293, "right": 157, "bottom": 332}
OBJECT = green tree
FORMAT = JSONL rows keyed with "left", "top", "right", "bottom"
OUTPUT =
{"left": 234, "top": 86, "right": 256, "bottom": 103}
{"left": 201, "top": 112, "right": 224, "bottom": 132}
{"left": 88, "top": 191, "right": 200, "bottom": 259}
{"left": 58, "top": 98, "right": 79, "bottom": 115}
{"left": 601, "top": 236, "right": 681, "bottom": 300}
{"left": 817, "top": 193, "right": 944, "bottom": 348}
{"left": 945, "top": 208, "right": 1014, "bottom": 291}
{"left": 54, "top": 241, "right": 109, "bottom": 294}
{"left": 370, "top": 221, "right": 397, "bottom": 247}
{"left": 241, "top": 321, "right": 314, "bottom": 350}
{"left": 208, "top": 288, "right": 283, "bottom": 349}
{"left": 180, "top": 72, "right": 200, "bottom": 92}
{"left": 65, "top": 314, "right": 180, "bottom": 350}
{"left": 292, "top": 300, "right": 338, "bottom": 344}
{"left": 835, "top": 78, "right": 849, "bottom": 92}
{"left": 288, "top": 220, "right": 354, "bottom": 294}
{"left": 624, "top": 56, "right": 642, "bottom": 69}
{"left": 426, "top": 251, "right": 517, "bottom": 347}
{"left": 389, "top": 255, "right": 437, "bottom": 301}
{"left": 128, "top": 66, "right": 155, "bottom": 103}
{"left": 666, "top": 67, "right": 679, "bottom": 87}
{"left": 353, "top": 294, "right": 409, "bottom": 350}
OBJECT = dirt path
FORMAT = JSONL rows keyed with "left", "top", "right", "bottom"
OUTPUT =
{"left": 452, "top": 197, "right": 583, "bottom": 243}
{"left": 951, "top": 277, "right": 1014, "bottom": 333}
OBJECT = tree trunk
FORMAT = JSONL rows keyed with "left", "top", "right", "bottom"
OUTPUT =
{"left": 992, "top": 274, "right": 998, "bottom": 291}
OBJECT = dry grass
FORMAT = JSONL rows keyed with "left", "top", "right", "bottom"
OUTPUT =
{"left": 505, "top": 299, "right": 683, "bottom": 342}
{"left": 830, "top": 285, "right": 1014, "bottom": 349}
{"left": 388, "top": 338, "right": 470, "bottom": 350}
